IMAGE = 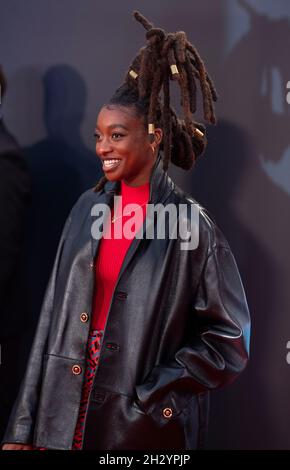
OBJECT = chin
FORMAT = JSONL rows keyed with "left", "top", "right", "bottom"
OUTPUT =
{"left": 104, "top": 171, "right": 123, "bottom": 181}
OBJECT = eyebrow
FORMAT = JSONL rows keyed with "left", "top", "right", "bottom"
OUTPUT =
{"left": 95, "top": 124, "right": 129, "bottom": 131}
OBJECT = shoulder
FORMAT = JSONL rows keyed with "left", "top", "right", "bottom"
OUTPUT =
{"left": 67, "top": 186, "right": 107, "bottom": 223}
{"left": 71, "top": 187, "right": 98, "bottom": 208}
{"left": 170, "top": 182, "right": 231, "bottom": 255}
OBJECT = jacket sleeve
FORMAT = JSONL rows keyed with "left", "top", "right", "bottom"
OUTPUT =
{"left": 135, "top": 244, "right": 251, "bottom": 426}
{"left": 1, "top": 211, "right": 73, "bottom": 445}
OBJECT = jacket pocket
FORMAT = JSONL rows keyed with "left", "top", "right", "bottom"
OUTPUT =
{"left": 135, "top": 387, "right": 194, "bottom": 426}
{"left": 135, "top": 389, "right": 202, "bottom": 450}
{"left": 83, "top": 390, "right": 186, "bottom": 450}
{"left": 33, "top": 354, "right": 86, "bottom": 450}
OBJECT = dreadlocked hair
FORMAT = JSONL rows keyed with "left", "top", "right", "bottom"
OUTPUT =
{"left": 94, "top": 10, "right": 217, "bottom": 193}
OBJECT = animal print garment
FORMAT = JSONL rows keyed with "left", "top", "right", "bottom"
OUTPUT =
{"left": 34, "top": 329, "right": 104, "bottom": 450}
{"left": 72, "top": 329, "right": 104, "bottom": 450}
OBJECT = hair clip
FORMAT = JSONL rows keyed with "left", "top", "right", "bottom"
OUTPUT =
{"left": 170, "top": 64, "right": 179, "bottom": 76}
{"left": 193, "top": 127, "right": 204, "bottom": 139}
{"left": 129, "top": 69, "right": 138, "bottom": 79}
{"left": 148, "top": 123, "right": 155, "bottom": 134}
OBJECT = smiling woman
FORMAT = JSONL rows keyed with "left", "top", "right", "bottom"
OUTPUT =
{"left": 2, "top": 10, "right": 250, "bottom": 451}
{"left": 94, "top": 105, "right": 162, "bottom": 186}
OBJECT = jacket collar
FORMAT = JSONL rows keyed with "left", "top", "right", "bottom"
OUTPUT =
{"left": 102, "top": 152, "right": 174, "bottom": 205}
{"left": 91, "top": 152, "right": 175, "bottom": 277}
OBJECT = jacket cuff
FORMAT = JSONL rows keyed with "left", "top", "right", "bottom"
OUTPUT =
{"left": 1, "top": 423, "right": 33, "bottom": 447}
{"left": 135, "top": 364, "right": 195, "bottom": 428}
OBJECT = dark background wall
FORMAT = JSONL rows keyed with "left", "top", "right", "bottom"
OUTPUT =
{"left": 1, "top": 0, "right": 290, "bottom": 449}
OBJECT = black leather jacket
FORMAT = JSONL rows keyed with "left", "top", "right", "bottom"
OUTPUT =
{"left": 3, "top": 153, "right": 250, "bottom": 450}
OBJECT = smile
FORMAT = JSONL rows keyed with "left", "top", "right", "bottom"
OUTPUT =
{"left": 102, "top": 159, "right": 122, "bottom": 171}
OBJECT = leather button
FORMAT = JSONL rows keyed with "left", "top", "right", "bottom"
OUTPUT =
{"left": 115, "top": 291, "right": 128, "bottom": 300}
{"left": 162, "top": 407, "right": 173, "bottom": 419}
{"left": 72, "top": 365, "right": 82, "bottom": 375}
{"left": 80, "top": 312, "right": 89, "bottom": 323}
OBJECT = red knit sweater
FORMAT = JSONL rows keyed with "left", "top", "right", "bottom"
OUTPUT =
{"left": 91, "top": 179, "right": 150, "bottom": 331}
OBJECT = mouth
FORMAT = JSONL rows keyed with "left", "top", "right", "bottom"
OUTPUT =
{"left": 101, "top": 158, "right": 122, "bottom": 172}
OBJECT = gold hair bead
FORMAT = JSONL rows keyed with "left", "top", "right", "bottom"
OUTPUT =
{"left": 170, "top": 64, "right": 179, "bottom": 75}
{"left": 148, "top": 123, "right": 155, "bottom": 134}
{"left": 194, "top": 128, "right": 204, "bottom": 139}
{"left": 129, "top": 69, "right": 138, "bottom": 79}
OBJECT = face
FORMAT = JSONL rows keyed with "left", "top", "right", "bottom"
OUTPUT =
{"left": 95, "top": 105, "right": 162, "bottom": 186}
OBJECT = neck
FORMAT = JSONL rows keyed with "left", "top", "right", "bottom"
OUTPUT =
{"left": 121, "top": 179, "right": 149, "bottom": 194}
{"left": 121, "top": 178, "right": 150, "bottom": 188}
{"left": 122, "top": 154, "right": 157, "bottom": 187}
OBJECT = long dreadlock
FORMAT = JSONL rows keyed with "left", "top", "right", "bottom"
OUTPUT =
{"left": 94, "top": 10, "right": 217, "bottom": 192}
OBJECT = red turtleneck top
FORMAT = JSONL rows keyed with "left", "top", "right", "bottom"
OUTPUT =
{"left": 91, "top": 179, "right": 150, "bottom": 331}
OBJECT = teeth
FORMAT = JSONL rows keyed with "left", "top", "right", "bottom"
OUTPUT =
{"left": 104, "top": 158, "right": 120, "bottom": 165}
{"left": 103, "top": 159, "right": 121, "bottom": 168}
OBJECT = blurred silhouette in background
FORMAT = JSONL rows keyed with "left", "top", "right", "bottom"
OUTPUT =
{"left": 23, "top": 64, "right": 103, "bottom": 335}
{"left": 0, "top": 63, "right": 103, "bottom": 442}
{"left": 0, "top": 65, "right": 31, "bottom": 441}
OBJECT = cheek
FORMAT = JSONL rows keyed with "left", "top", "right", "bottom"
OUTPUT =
{"left": 121, "top": 139, "right": 141, "bottom": 158}
{"left": 129, "top": 135, "right": 150, "bottom": 155}
{"left": 119, "top": 134, "right": 150, "bottom": 163}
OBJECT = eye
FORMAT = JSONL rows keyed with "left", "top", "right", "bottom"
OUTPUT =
{"left": 112, "top": 132, "right": 124, "bottom": 139}
{"left": 94, "top": 131, "right": 125, "bottom": 142}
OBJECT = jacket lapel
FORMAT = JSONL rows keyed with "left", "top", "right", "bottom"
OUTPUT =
{"left": 90, "top": 152, "right": 174, "bottom": 274}
{"left": 90, "top": 189, "right": 116, "bottom": 260}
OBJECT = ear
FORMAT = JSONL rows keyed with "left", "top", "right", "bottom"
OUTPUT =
{"left": 146, "top": 127, "right": 163, "bottom": 151}
{"left": 154, "top": 127, "right": 163, "bottom": 146}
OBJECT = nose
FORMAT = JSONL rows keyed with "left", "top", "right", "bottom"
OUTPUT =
{"left": 96, "top": 137, "right": 113, "bottom": 156}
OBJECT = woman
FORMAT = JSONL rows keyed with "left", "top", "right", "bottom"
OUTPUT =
{"left": 2, "top": 11, "right": 250, "bottom": 450}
